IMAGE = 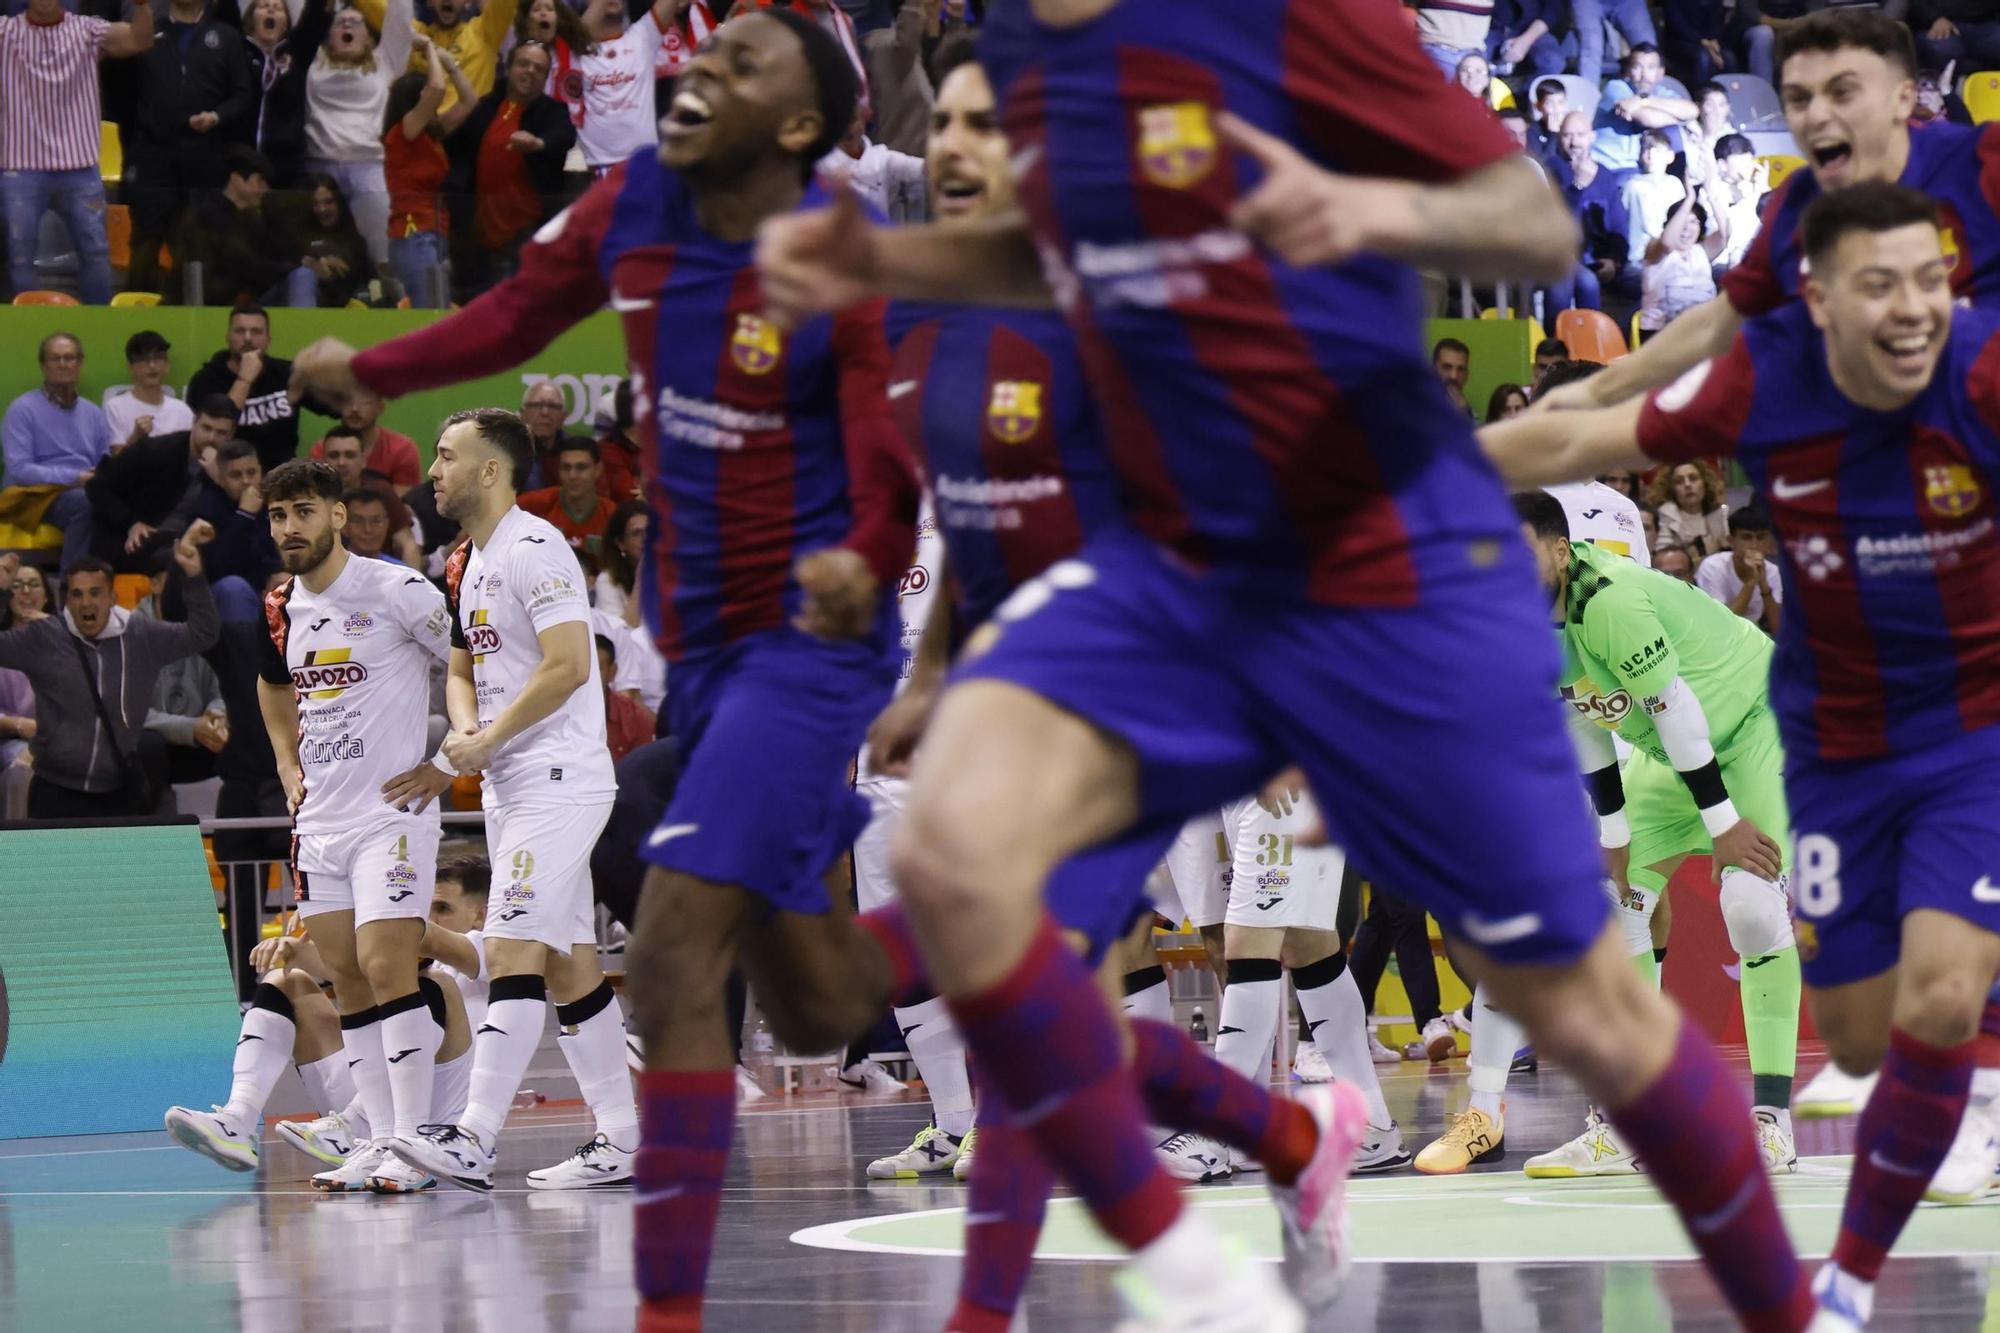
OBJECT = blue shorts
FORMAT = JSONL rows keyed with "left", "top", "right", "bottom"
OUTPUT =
{"left": 1045, "top": 819, "right": 1182, "bottom": 965}
{"left": 645, "top": 628, "right": 895, "bottom": 914}
{"left": 1786, "top": 723, "right": 2000, "bottom": 987}
{"left": 954, "top": 529, "right": 1608, "bottom": 968}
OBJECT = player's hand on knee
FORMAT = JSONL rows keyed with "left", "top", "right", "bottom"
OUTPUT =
{"left": 248, "top": 935, "right": 298, "bottom": 972}
{"left": 865, "top": 684, "right": 936, "bottom": 778}
{"left": 381, "top": 761, "right": 455, "bottom": 814}
{"left": 792, "top": 548, "right": 879, "bottom": 642}
{"left": 1711, "top": 818, "right": 1784, "bottom": 883}
{"left": 289, "top": 337, "right": 365, "bottom": 411}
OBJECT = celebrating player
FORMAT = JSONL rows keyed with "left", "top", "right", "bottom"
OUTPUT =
{"left": 390, "top": 409, "right": 635, "bottom": 1193}
{"left": 756, "top": 0, "right": 1813, "bottom": 1326}
{"left": 1482, "top": 181, "right": 2000, "bottom": 1327}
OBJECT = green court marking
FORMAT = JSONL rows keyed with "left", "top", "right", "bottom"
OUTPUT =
{"left": 791, "top": 1158, "right": 2000, "bottom": 1263}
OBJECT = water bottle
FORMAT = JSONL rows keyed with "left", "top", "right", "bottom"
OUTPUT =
{"left": 1189, "top": 1007, "right": 1208, "bottom": 1045}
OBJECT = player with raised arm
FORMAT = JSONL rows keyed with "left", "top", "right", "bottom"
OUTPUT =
{"left": 756, "top": 0, "right": 1813, "bottom": 1327}
{"left": 236, "top": 458, "right": 455, "bottom": 1193}
{"left": 1482, "top": 181, "right": 2000, "bottom": 1327}
{"left": 389, "top": 409, "right": 635, "bottom": 1193}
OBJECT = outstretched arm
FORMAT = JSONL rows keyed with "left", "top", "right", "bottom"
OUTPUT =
{"left": 1480, "top": 397, "right": 1649, "bottom": 488}
{"left": 1536, "top": 294, "right": 1742, "bottom": 410}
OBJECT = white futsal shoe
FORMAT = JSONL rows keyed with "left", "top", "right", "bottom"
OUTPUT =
{"left": 164, "top": 1106, "right": 258, "bottom": 1172}
{"left": 1925, "top": 1100, "right": 2000, "bottom": 1204}
{"left": 364, "top": 1151, "right": 437, "bottom": 1194}
{"left": 1291, "top": 1044, "right": 1334, "bottom": 1083}
{"left": 1269, "top": 1081, "right": 1370, "bottom": 1315}
{"left": 1154, "top": 1131, "right": 1232, "bottom": 1183}
{"left": 835, "top": 1058, "right": 907, "bottom": 1094}
{"left": 1755, "top": 1108, "right": 1798, "bottom": 1173}
{"left": 398, "top": 1123, "right": 497, "bottom": 1192}
{"left": 1795, "top": 1063, "right": 1879, "bottom": 1120}
{"left": 1807, "top": 1263, "right": 1873, "bottom": 1332}
{"left": 867, "top": 1123, "right": 962, "bottom": 1179}
{"left": 1522, "top": 1110, "right": 1640, "bottom": 1177}
{"left": 312, "top": 1139, "right": 392, "bottom": 1192}
{"left": 275, "top": 1111, "right": 361, "bottom": 1167}
{"left": 527, "top": 1133, "right": 636, "bottom": 1190}
{"left": 1115, "top": 1233, "right": 1305, "bottom": 1332}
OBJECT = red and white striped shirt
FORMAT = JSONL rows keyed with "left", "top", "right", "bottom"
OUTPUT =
{"left": 656, "top": 0, "right": 868, "bottom": 108}
{"left": 0, "top": 13, "right": 109, "bottom": 172}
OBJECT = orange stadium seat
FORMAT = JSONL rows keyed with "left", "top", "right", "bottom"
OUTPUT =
{"left": 1554, "top": 307, "right": 1629, "bottom": 363}
{"left": 105, "top": 203, "right": 132, "bottom": 270}
{"left": 12, "top": 291, "right": 78, "bottom": 306}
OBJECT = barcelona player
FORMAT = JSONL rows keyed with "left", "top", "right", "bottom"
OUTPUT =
{"left": 757, "top": 0, "right": 1813, "bottom": 1327}
{"left": 1483, "top": 182, "right": 2000, "bottom": 1330}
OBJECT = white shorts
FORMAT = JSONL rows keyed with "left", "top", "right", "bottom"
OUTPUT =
{"left": 1221, "top": 794, "right": 1346, "bottom": 931}
{"left": 431, "top": 1049, "right": 472, "bottom": 1125}
{"left": 484, "top": 799, "right": 615, "bottom": 953}
{"left": 294, "top": 815, "right": 441, "bottom": 926}
{"left": 853, "top": 777, "right": 905, "bottom": 914}
{"left": 1164, "top": 811, "right": 1231, "bottom": 928}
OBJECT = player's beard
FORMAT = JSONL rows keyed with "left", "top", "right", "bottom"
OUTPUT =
{"left": 281, "top": 527, "right": 337, "bottom": 576}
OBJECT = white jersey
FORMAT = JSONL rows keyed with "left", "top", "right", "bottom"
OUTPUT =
{"left": 433, "top": 928, "right": 489, "bottom": 1033}
{"left": 444, "top": 506, "right": 616, "bottom": 806}
{"left": 103, "top": 390, "right": 192, "bottom": 447}
{"left": 857, "top": 505, "right": 942, "bottom": 783}
{"left": 576, "top": 10, "right": 663, "bottom": 168}
{"left": 1546, "top": 481, "right": 1651, "bottom": 568}
{"left": 260, "top": 553, "right": 452, "bottom": 837}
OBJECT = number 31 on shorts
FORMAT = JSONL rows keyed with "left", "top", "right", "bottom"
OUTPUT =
{"left": 1792, "top": 833, "right": 1841, "bottom": 918}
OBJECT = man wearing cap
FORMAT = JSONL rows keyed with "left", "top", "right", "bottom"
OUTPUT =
{"left": 103, "top": 331, "right": 194, "bottom": 452}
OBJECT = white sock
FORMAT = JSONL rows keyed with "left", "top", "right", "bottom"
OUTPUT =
{"left": 1293, "top": 961, "right": 1391, "bottom": 1127}
{"left": 338, "top": 1090, "right": 372, "bottom": 1139}
{"left": 1213, "top": 961, "right": 1281, "bottom": 1083}
{"left": 379, "top": 990, "right": 444, "bottom": 1140}
{"left": 895, "top": 996, "right": 974, "bottom": 1140}
{"left": 295, "top": 1051, "right": 351, "bottom": 1113}
{"left": 460, "top": 977, "right": 549, "bottom": 1144}
{"left": 222, "top": 989, "right": 298, "bottom": 1125}
{"left": 340, "top": 1009, "right": 393, "bottom": 1138}
{"left": 1466, "top": 982, "right": 1520, "bottom": 1120}
{"left": 555, "top": 979, "right": 640, "bottom": 1149}
{"left": 1121, "top": 967, "right": 1174, "bottom": 1028}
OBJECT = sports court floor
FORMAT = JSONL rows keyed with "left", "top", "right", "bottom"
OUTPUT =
{"left": 4, "top": 1048, "right": 1995, "bottom": 1332}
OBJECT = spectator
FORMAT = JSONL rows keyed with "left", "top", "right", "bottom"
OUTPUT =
{"left": 355, "top": 0, "right": 516, "bottom": 107}
{"left": 0, "top": 661, "right": 30, "bottom": 817}
{"left": 0, "top": 0, "right": 151, "bottom": 306}
{"left": 1639, "top": 502, "right": 1659, "bottom": 549}
{"left": 521, "top": 438, "right": 619, "bottom": 566}
{"left": 0, "top": 563, "right": 49, "bottom": 627}
{"left": 1527, "top": 77, "right": 1567, "bottom": 166}
{"left": 1416, "top": 0, "right": 1493, "bottom": 78}
{"left": 228, "top": 0, "right": 335, "bottom": 186}
{"left": 594, "top": 377, "right": 643, "bottom": 501}
{"left": 1681, "top": 81, "right": 1739, "bottom": 191}
{"left": 1576, "top": 0, "right": 1659, "bottom": 82}
{"left": 1706, "top": 132, "right": 1768, "bottom": 270}
{"left": 174, "top": 146, "right": 324, "bottom": 308}
{"left": 1432, "top": 337, "right": 1473, "bottom": 417}
{"left": 126, "top": 0, "right": 255, "bottom": 298}
{"left": 597, "top": 632, "right": 653, "bottom": 760}
{"left": 1913, "top": 0, "right": 2000, "bottom": 70}
{"left": 340, "top": 486, "right": 401, "bottom": 561}
{"left": 1647, "top": 458, "right": 1731, "bottom": 558}
{"left": 1665, "top": 0, "right": 1775, "bottom": 86}
{"left": 138, "top": 561, "right": 228, "bottom": 786}
{"left": 85, "top": 393, "right": 238, "bottom": 569}
{"left": 187, "top": 303, "right": 319, "bottom": 473}
{"left": 1455, "top": 51, "right": 1492, "bottom": 101}
{"left": 519, "top": 380, "right": 590, "bottom": 487}
{"left": 1498, "top": 106, "right": 1537, "bottom": 160}
{"left": 322, "top": 427, "right": 422, "bottom": 564}
{"left": 1492, "top": 0, "right": 1570, "bottom": 79}
{"left": 304, "top": 0, "right": 414, "bottom": 267}
{"left": 445, "top": 40, "right": 574, "bottom": 296}
{"left": 308, "top": 387, "right": 420, "bottom": 487}
{"left": 1653, "top": 540, "right": 1696, "bottom": 583}
{"left": 402, "top": 471, "right": 458, "bottom": 571}
{"left": 1621, "top": 129, "right": 1687, "bottom": 266}
{"left": 288, "top": 173, "right": 375, "bottom": 307}
{"left": 1, "top": 332, "right": 108, "bottom": 571}
{"left": 592, "top": 499, "right": 664, "bottom": 710}
{"left": 573, "top": 0, "right": 673, "bottom": 175}
{"left": 1532, "top": 337, "right": 1571, "bottom": 386}
{"left": 1697, "top": 506, "right": 1781, "bottom": 633}
{"left": 104, "top": 330, "right": 194, "bottom": 451}
{"left": 1559, "top": 111, "right": 1631, "bottom": 308}
{"left": 510, "top": 0, "right": 592, "bottom": 119}
{"left": 858, "top": 0, "right": 939, "bottom": 157}
{"left": 0, "top": 536, "right": 219, "bottom": 818}
{"left": 1593, "top": 43, "right": 1697, "bottom": 175}
{"left": 382, "top": 40, "right": 476, "bottom": 307}
{"left": 819, "top": 103, "right": 927, "bottom": 220}
{"left": 180, "top": 438, "right": 280, "bottom": 589}
{"left": 1639, "top": 197, "right": 1726, "bottom": 332}
{"left": 1598, "top": 468, "right": 1641, "bottom": 502}
{"left": 1485, "top": 382, "right": 1530, "bottom": 421}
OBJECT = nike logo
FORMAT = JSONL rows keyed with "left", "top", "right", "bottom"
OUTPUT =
{"left": 477, "top": 1024, "right": 506, "bottom": 1035}
{"left": 1974, "top": 875, "right": 2000, "bottom": 903}
{"left": 610, "top": 294, "right": 657, "bottom": 312}
{"left": 1217, "top": 1025, "right": 1244, "bottom": 1036}
{"left": 1770, "top": 477, "right": 1831, "bottom": 502}
{"left": 386, "top": 1048, "right": 422, "bottom": 1064}
{"left": 887, "top": 380, "right": 919, "bottom": 400}
{"left": 387, "top": 889, "right": 414, "bottom": 902}
{"left": 964, "top": 1211, "right": 1007, "bottom": 1227}
{"left": 648, "top": 823, "right": 700, "bottom": 848}
{"left": 310, "top": 617, "right": 331, "bottom": 631}
{"left": 236, "top": 1034, "right": 262, "bottom": 1046}
{"left": 1459, "top": 910, "right": 1543, "bottom": 947}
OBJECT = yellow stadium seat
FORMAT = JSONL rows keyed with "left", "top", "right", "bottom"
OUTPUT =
{"left": 1759, "top": 153, "right": 1808, "bottom": 191}
{"left": 1489, "top": 81, "right": 1516, "bottom": 111}
{"left": 1631, "top": 310, "right": 1645, "bottom": 349}
{"left": 1965, "top": 71, "right": 2000, "bottom": 124}
{"left": 1554, "top": 307, "right": 1629, "bottom": 363}
{"left": 100, "top": 121, "right": 121, "bottom": 183}
{"left": 11, "top": 290, "right": 78, "bottom": 305}
{"left": 110, "top": 290, "right": 160, "bottom": 308}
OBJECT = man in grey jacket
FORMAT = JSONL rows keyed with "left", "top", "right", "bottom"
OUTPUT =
{"left": 0, "top": 523, "right": 219, "bottom": 820}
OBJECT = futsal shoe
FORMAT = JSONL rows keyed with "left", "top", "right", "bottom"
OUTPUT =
{"left": 398, "top": 1123, "right": 497, "bottom": 1192}
{"left": 1795, "top": 1063, "right": 1878, "bottom": 1119}
{"left": 1353, "top": 1121, "right": 1414, "bottom": 1173}
{"left": 951, "top": 1125, "right": 979, "bottom": 1181}
{"left": 735, "top": 1064, "right": 768, "bottom": 1105}
{"left": 275, "top": 1111, "right": 360, "bottom": 1167}
{"left": 164, "top": 1105, "right": 258, "bottom": 1172}
{"left": 867, "top": 1123, "right": 962, "bottom": 1179}
{"left": 1367, "top": 1027, "right": 1401, "bottom": 1064}
{"left": 1404, "top": 1017, "right": 1457, "bottom": 1063}
{"left": 1413, "top": 1107, "right": 1504, "bottom": 1176}
{"left": 1155, "top": 1131, "right": 1233, "bottom": 1183}
{"left": 1509, "top": 1045, "right": 1538, "bottom": 1075}
{"left": 1268, "top": 1080, "right": 1369, "bottom": 1315}
{"left": 1522, "top": 1110, "right": 1640, "bottom": 1177}
{"left": 1925, "top": 1101, "right": 2000, "bottom": 1204}
{"left": 835, "top": 1058, "right": 907, "bottom": 1094}
{"left": 1807, "top": 1263, "right": 1873, "bottom": 1332}
{"left": 1113, "top": 1236, "right": 1305, "bottom": 1332}
{"left": 364, "top": 1151, "right": 437, "bottom": 1194}
{"left": 1755, "top": 1108, "right": 1798, "bottom": 1174}
{"left": 1291, "top": 1044, "right": 1334, "bottom": 1083}
{"left": 527, "top": 1133, "right": 636, "bottom": 1189}
{"left": 312, "top": 1139, "right": 392, "bottom": 1192}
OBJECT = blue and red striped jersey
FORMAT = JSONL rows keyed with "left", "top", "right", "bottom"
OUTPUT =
{"left": 885, "top": 303, "right": 1123, "bottom": 627}
{"left": 1723, "top": 121, "right": 2000, "bottom": 317}
{"left": 351, "top": 153, "right": 917, "bottom": 663}
{"left": 1637, "top": 302, "right": 2000, "bottom": 762}
{"left": 976, "top": 0, "right": 1523, "bottom": 606}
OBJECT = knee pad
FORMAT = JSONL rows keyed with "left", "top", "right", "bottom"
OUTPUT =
{"left": 1719, "top": 868, "right": 1795, "bottom": 958}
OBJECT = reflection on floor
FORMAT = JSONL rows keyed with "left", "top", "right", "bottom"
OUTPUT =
{"left": 1, "top": 1048, "right": 1995, "bottom": 1332}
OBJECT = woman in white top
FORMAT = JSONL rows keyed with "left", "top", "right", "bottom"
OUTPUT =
{"left": 1647, "top": 459, "right": 1731, "bottom": 560}
{"left": 304, "top": 0, "right": 413, "bottom": 264}
{"left": 592, "top": 500, "right": 665, "bottom": 710}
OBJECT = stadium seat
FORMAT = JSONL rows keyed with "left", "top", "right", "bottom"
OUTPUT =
{"left": 112, "top": 573, "right": 151, "bottom": 610}
{"left": 106, "top": 204, "right": 132, "bottom": 270}
{"left": 1655, "top": 75, "right": 1692, "bottom": 103}
{"left": 100, "top": 121, "right": 121, "bottom": 184}
{"left": 1965, "top": 71, "right": 2000, "bottom": 124}
{"left": 1488, "top": 81, "right": 1516, "bottom": 111}
{"left": 1760, "top": 153, "right": 1808, "bottom": 191}
{"left": 1631, "top": 310, "right": 1645, "bottom": 349}
{"left": 110, "top": 291, "right": 161, "bottom": 308}
{"left": 1545, "top": 73, "right": 1600, "bottom": 124}
{"left": 1554, "top": 307, "right": 1629, "bottom": 362}
{"left": 11, "top": 291, "right": 78, "bottom": 305}
{"left": 1717, "top": 73, "right": 1782, "bottom": 128}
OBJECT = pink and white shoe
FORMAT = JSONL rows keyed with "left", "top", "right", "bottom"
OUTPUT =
{"left": 1267, "top": 1080, "right": 1369, "bottom": 1315}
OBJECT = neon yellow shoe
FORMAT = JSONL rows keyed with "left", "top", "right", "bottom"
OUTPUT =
{"left": 1413, "top": 1107, "right": 1504, "bottom": 1176}
{"left": 1522, "top": 1110, "right": 1639, "bottom": 1178}
{"left": 952, "top": 1126, "right": 979, "bottom": 1181}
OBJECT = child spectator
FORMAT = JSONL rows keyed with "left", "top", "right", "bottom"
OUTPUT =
{"left": 1639, "top": 198, "right": 1726, "bottom": 333}
{"left": 1621, "top": 130, "right": 1687, "bottom": 273}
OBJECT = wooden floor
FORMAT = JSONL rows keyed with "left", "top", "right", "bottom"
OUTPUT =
{"left": 2, "top": 1048, "right": 1995, "bottom": 1332}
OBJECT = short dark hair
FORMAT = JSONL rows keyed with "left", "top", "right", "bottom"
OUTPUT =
{"left": 556, "top": 438, "right": 601, "bottom": 463}
{"left": 66, "top": 556, "right": 116, "bottom": 589}
{"left": 1715, "top": 132, "right": 1754, "bottom": 159}
{"left": 194, "top": 394, "right": 240, "bottom": 422}
{"left": 342, "top": 487, "right": 387, "bottom": 512}
{"left": 321, "top": 426, "right": 365, "bottom": 449}
{"left": 757, "top": 7, "right": 860, "bottom": 179}
{"left": 1432, "top": 337, "right": 1470, "bottom": 361}
{"left": 1642, "top": 128, "right": 1674, "bottom": 154}
{"left": 1536, "top": 359, "right": 1606, "bottom": 395}
{"left": 930, "top": 29, "right": 980, "bottom": 88}
{"left": 1800, "top": 180, "right": 1941, "bottom": 271}
{"left": 594, "top": 632, "right": 618, "bottom": 662}
{"left": 1626, "top": 41, "right": 1662, "bottom": 65}
{"left": 441, "top": 407, "right": 536, "bottom": 492}
{"left": 1535, "top": 337, "right": 1571, "bottom": 360}
{"left": 437, "top": 854, "right": 491, "bottom": 899}
{"left": 264, "top": 458, "right": 344, "bottom": 505}
{"left": 229, "top": 302, "right": 270, "bottom": 329}
{"left": 1776, "top": 9, "right": 1917, "bottom": 80}
{"left": 217, "top": 439, "right": 259, "bottom": 467}
{"left": 1512, "top": 491, "right": 1571, "bottom": 542}
{"left": 1729, "top": 505, "right": 1773, "bottom": 535}
{"left": 1696, "top": 80, "right": 1729, "bottom": 103}
{"left": 1498, "top": 107, "right": 1528, "bottom": 126}
{"left": 1533, "top": 78, "right": 1565, "bottom": 105}
{"left": 124, "top": 330, "right": 170, "bottom": 362}
{"left": 223, "top": 146, "right": 274, "bottom": 185}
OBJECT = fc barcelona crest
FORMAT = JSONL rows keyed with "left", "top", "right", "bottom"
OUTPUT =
{"left": 988, "top": 381, "right": 1044, "bottom": 444}
{"left": 1925, "top": 463, "right": 1981, "bottom": 517}
{"left": 731, "top": 313, "right": 782, "bottom": 374}
{"left": 1137, "top": 102, "right": 1216, "bottom": 190}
